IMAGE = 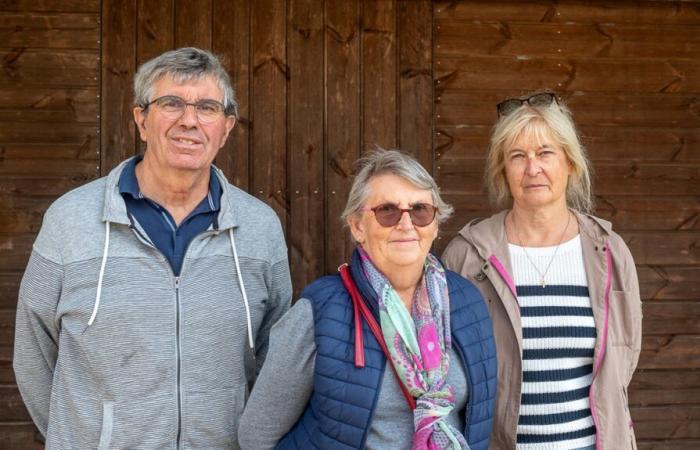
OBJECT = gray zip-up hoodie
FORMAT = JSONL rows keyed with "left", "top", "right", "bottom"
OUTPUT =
{"left": 13, "top": 158, "right": 293, "bottom": 450}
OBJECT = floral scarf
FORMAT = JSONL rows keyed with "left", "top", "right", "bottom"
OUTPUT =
{"left": 357, "top": 247, "right": 468, "bottom": 450}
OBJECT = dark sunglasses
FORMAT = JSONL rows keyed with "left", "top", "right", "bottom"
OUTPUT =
{"left": 496, "top": 92, "right": 557, "bottom": 117}
{"left": 362, "top": 203, "right": 438, "bottom": 227}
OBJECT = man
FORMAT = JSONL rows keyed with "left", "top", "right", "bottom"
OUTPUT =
{"left": 14, "top": 47, "right": 292, "bottom": 449}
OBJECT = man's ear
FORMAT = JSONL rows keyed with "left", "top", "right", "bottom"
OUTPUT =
{"left": 221, "top": 116, "right": 236, "bottom": 146}
{"left": 133, "top": 106, "right": 148, "bottom": 141}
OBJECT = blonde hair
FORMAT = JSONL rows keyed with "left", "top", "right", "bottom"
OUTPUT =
{"left": 484, "top": 97, "right": 593, "bottom": 213}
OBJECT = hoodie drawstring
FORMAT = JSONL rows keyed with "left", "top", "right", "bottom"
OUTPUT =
{"left": 88, "top": 221, "right": 111, "bottom": 326}
{"left": 229, "top": 228, "right": 255, "bottom": 352}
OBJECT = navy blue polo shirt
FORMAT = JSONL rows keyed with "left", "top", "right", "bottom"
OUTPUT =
{"left": 118, "top": 156, "right": 221, "bottom": 276}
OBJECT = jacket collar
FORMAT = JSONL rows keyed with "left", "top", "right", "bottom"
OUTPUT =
{"left": 101, "top": 156, "right": 240, "bottom": 230}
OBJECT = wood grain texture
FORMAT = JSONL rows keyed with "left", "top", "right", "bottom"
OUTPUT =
{"left": 101, "top": 0, "right": 137, "bottom": 173}
{"left": 251, "top": 0, "right": 288, "bottom": 229}
{"left": 287, "top": 0, "right": 325, "bottom": 294}
{"left": 362, "top": 0, "right": 397, "bottom": 150}
{"left": 325, "top": 0, "right": 361, "bottom": 273}
{"left": 175, "top": 0, "right": 211, "bottom": 49}
{"left": 213, "top": 0, "right": 251, "bottom": 190}
{"left": 398, "top": 0, "right": 432, "bottom": 170}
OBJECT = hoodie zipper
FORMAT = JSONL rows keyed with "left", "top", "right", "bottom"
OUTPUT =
{"left": 128, "top": 224, "right": 219, "bottom": 448}
{"left": 175, "top": 276, "right": 182, "bottom": 449}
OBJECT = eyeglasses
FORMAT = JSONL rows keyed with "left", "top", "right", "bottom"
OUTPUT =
{"left": 361, "top": 203, "right": 438, "bottom": 227}
{"left": 496, "top": 92, "right": 557, "bottom": 117}
{"left": 144, "top": 95, "right": 227, "bottom": 123}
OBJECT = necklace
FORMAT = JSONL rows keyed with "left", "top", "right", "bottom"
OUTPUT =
{"left": 512, "top": 212, "right": 571, "bottom": 288}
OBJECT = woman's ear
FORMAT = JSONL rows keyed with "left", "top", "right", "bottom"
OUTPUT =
{"left": 347, "top": 214, "right": 365, "bottom": 244}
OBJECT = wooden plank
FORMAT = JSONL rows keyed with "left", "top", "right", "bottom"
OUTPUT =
{"left": 435, "top": 91, "right": 700, "bottom": 129}
{"left": 398, "top": 0, "right": 432, "bottom": 170}
{"left": 0, "top": 386, "right": 30, "bottom": 422}
{"left": 213, "top": 0, "right": 251, "bottom": 190}
{"left": 0, "top": 233, "right": 34, "bottom": 272}
{"left": 434, "top": 1, "right": 700, "bottom": 26}
{"left": 0, "top": 140, "right": 98, "bottom": 160}
{"left": 639, "top": 335, "right": 700, "bottom": 370}
{"left": 0, "top": 1, "right": 99, "bottom": 12}
{"left": 0, "top": 195, "right": 52, "bottom": 234}
{"left": 642, "top": 302, "right": 700, "bottom": 335}
{"left": 436, "top": 124, "right": 700, "bottom": 162}
{"left": 362, "top": 0, "right": 397, "bottom": 150}
{"left": 0, "top": 272, "right": 21, "bottom": 310}
{"left": 435, "top": 56, "right": 700, "bottom": 94}
{"left": 175, "top": 0, "right": 212, "bottom": 49}
{"left": 623, "top": 231, "right": 700, "bottom": 266}
{"left": 638, "top": 441, "right": 700, "bottom": 450}
{"left": 593, "top": 196, "right": 700, "bottom": 231}
{"left": 325, "top": 0, "right": 361, "bottom": 273}
{"left": 0, "top": 12, "right": 99, "bottom": 50}
{"left": 0, "top": 122, "right": 97, "bottom": 144}
{"left": 0, "top": 49, "right": 98, "bottom": 88}
{"left": 436, "top": 21, "right": 700, "bottom": 60}
{"left": 0, "top": 177, "right": 89, "bottom": 198}
{"left": 630, "top": 369, "right": 700, "bottom": 406}
{"left": 287, "top": 0, "right": 325, "bottom": 295}
{"left": 137, "top": 0, "right": 174, "bottom": 63}
{"left": 250, "top": 0, "right": 287, "bottom": 227}
{"left": 638, "top": 266, "right": 700, "bottom": 301}
{"left": 0, "top": 158, "right": 98, "bottom": 178}
{"left": 632, "top": 406, "right": 700, "bottom": 440}
{"left": 436, "top": 159, "right": 700, "bottom": 197}
{"left": 0, "top": 87, "right": 98, "bottom": 124}
{"left": 101, "top": 0, "right": 137, "bottom": 174}
{"left": 0, "top": 423, "right": 42, "bottom": 450}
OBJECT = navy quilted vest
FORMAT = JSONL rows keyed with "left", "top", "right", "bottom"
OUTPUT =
{"left": 276, "top": 250, "right": 497, "bottom": 450}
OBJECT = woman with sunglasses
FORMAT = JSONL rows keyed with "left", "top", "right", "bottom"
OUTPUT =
{"left": 238, "top": 150, "right": 496, "bottom": 450}
{"left": 443, "top": 91, "right": 642, "bottom": 449}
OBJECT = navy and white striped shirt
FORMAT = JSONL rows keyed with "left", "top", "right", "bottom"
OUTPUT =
{"left": 509, "top": 235, "right": 597, "bottom": 450}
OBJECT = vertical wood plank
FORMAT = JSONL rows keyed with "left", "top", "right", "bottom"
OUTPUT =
{"left": 251, "top": 0, "right": 288, "bottom": 229}
{"left": 213, "top": 0, "right": 251, "bottom": 190}
{"left": 174, "top": 0, "right": 212, "bottom": 49}
{"left": 362, "top": 0, "right": 397, "bottom": 150}
{"left": 135, "top": 0, "right": 174, "bottom": 154}
{"left": 101, "top": 0, "right": 138, "bottom": 174}
{"left": 137, "top": 0, "right": 174, "bottom": 63}
{"left": 325, "top": 0, "right": 361, "bottom": 272}
{"left": 397, "top": 0, "right": 432, "bottom": 171}
{"left": 288, "top": 0, "right": 325, "bottom": 293}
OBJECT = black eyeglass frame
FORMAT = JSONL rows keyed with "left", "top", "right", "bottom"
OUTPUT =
{"left": 360, "top": 203, "right": 439, "bottom": 228}
{"left": 496, "top": 91, "right": 558, "bottom": 117}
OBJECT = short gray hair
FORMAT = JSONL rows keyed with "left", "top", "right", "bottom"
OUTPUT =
{"left": 485, "top": 94, "right": 593, "bottom": 213}
{"left": 341, "top": 149, "right": 453, "bottom": 225}
{"left": 133, "top": 47, "right": 239, "bottom": 118}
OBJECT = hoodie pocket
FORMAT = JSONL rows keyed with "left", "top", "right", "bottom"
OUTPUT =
{"left": 182, "top": 384, "right": 246, "bottom": 449}
{"left": 97, "top": 401, "right": 114, "bottom": 450}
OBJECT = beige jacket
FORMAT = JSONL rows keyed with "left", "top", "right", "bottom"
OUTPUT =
{"left": 442, "top": 210, "right": 642, "bottom": 450}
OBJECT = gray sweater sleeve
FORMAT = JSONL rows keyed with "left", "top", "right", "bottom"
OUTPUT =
{"left": 13, "top": 250, "right": 63, "bottom": 437}
{"left": 238, "top": 298, "right": 315, "bottom": 450}
{"left": 255, "top": 255, "right": 293, "bottom": 373}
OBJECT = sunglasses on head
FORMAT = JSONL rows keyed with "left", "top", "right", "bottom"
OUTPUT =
{"left": 496, "top": 92, "right": 558, "bottom": 117}
{"left": 361, "top": 203, "right": 438, "bottom": 227}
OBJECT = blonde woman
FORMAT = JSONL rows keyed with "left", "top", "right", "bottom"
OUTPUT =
{"left": 443, "top": 92, "right": 642, "bottom": 449}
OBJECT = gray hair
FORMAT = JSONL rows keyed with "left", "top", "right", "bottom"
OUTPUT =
{"left": 133, "top": 47, "right": 239, "bottom": 118}
{"left": 341, "top": 149, "right": 453, "bottom": 226}
{"left": 485, "top": 94, "right": 593, "bottom": 213}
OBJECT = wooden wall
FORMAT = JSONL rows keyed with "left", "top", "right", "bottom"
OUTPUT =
{"left": 0, "top": 0, "right": 101, "bottom": 447}
{"left": 433, "top": 1, "right": 700, "bottom": 449}
{"left": 0, "top": 0, "right": 699, "bottom": 448}
{"left": 100, "top": 0, "right": 434, "bottom": 293}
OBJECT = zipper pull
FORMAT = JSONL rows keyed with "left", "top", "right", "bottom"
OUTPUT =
{"left": 174, "top": 277, "right": 180, "bottom": 289}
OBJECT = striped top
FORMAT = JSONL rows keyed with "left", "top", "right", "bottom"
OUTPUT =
{"left": 509, "top": 235, "right": 597, "bottom": 450}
